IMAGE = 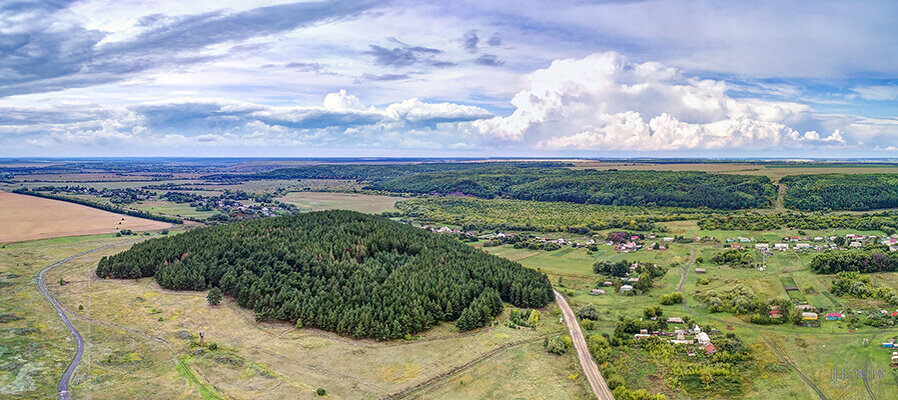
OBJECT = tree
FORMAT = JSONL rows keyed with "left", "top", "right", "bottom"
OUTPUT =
{"left": 660, "top": 292, "right": 684, "bottom": 305}
{"left": 643, "top": 305, "right": 664, "bottom": 319}
{"left": 58, "top": 277, "right": 66, "bottom": 286}
{"left": 527, "top": 309, "right": 540, "bottom": 326}
{"left": 316, "top": 388, "right": 326, "bottom": 396}
{"left": 577, "top": 304, "right": 601, "bottom": 320}
{"left": 636, "top": 272, "right": 653, "bottom": 292}
{"left": 207, "top": 287, "right": 222, "bottom": 306}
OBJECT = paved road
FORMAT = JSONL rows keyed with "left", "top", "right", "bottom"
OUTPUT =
{"left": 554, "top": 290, "right": 614, "bottom": 400}
{"left": 36, "top": 242, "right": 138, "bottom": 400}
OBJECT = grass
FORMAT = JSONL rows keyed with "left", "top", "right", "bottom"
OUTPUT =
{"left": 276, "top": 191, "right": 403, "bottom": 213}
{"left": 176, "top": 356, "right": 225, "bottom": 400}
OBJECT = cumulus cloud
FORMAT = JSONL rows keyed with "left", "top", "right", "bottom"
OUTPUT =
{"left": 476, "top": 52, "right": 847, "bottom": 150}
{"left": 3, "top": 90, "right": 494, "bottom": 150}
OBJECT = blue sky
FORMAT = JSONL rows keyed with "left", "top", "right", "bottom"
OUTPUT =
{"left": 1, "top": 0, "right": 897, "bottom": 157}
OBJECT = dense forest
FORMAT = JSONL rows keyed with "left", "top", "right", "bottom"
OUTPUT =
{"left": 95, "top": 211, "right": 552, "bottom": 339}
{"left": 697, "top": 212, "right": 898, "bottom": 232}
{"left": 395, "top": 197, "right": 712, "bottom": 233}
{"left": 204, "top": 162, "right": 568, "bottom": 182}
{"left": 782, "top": 174, "right": 898, "bottom": 211}
{"left": 372, "top": 168, "right": 774, "bottom": 210}
{"left": 809, "top": 250, "right": 898, "bottom": 274}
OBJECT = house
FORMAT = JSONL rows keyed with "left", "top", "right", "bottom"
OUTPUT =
{"left": 620, "top": 284, "right": 633, "bottom": 292}
{"left": 627, "top": 277, "right": 639, "bottom": 282}
{"left": 603, "top": 281, "right": 614, "bottom": 286}
{"left": 891, "top": 311, "right": 898, "bottom": 318}
{"left": 802, "top": 312, "right": 818, "bottom": 321}
{"left": 755, "top": 243, "right": 770, "bottom": 250}
{"left": 702, "top": 343, "right": 718, "bottom": 355}
{"left": 850, "top": 241, "right": 863, "bottom": 248}
{"left": 825, "top": 312, "right": 843, "bottom": 320}
{"left": 738, "top": 237, "right": 752, "bottom": 243}
{"left": 667, "top": 317, "right": 685, "bottom": 324}
{"left": 796, "top": 304, "right": 815, "bottom": 311}
{"left": 589, "top": 289, "right": 606, "bottom": 296}
{"left": 662, "top": 237, "right": 674, "bottom": 242}
{"left": 634, "top": 333, "right": 651, "bottom": 339}
{"left": 695, "top": 268, "right": 706, "bottom": 274}
{"left": 670, "top": 339, "right": 694, "bottom": 345}
{"left": 769, "top": 309, "right": 782, "bottom": 319}
{"left": 731, "top": 243, "right": 741, "bottom": 248}
{"left": 795, "top": 243, "right": 810, "bottom": 250}
{"left": 696, "top": 332, "right": 711, "bottom": 344}
{"left": 774, "top": 243, "right": 790, "bottom": 251}
{"left": 814, "top": 237, "right": 824, "bottom": 242}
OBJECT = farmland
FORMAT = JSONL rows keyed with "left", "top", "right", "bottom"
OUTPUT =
{"left": 0, "top": 191, "right": 170, "bottom": 243}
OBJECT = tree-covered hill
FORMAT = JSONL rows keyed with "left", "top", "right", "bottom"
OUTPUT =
{"left": 372, "top": 169, "right": 775, "bottom": 210}
{"left": 95, "top": 210, "right": 552, "bottom": 339}
{"left": 782, "top": 173, "right": 898, "bottom": 211}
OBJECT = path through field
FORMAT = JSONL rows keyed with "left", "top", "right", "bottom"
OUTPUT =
{"left": 555, "top": 290, "right": 613, "bottom": 400}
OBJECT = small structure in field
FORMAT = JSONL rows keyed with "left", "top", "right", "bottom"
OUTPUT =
{"left": 802, "top": 312, "right": 818, "bottom": 321}
{"left": 589, "top": 289, "right": 606, "bottom": 296}
{"left": 702, "top": 343, "right": 718, "bottom": 355}
{"left": 695, "top": 268, "right": 706, "bottom": 274}
{"left": 667, "top": 317, "right": 685, "bottom": 324}
{"left": 825, "top": 312, "right": 843, "bottom": 320}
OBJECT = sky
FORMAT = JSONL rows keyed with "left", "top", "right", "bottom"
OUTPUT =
{"left": 1, "top": 0, "right": 897, "bottom": 158}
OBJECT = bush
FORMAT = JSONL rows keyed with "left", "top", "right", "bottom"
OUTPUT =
{"left": 659, "top": 292, "right": 684, "bottom": 305}
{"left": 545, "top": 335, "right": 572, "bottom": 355}
{"left": 577, "top": 304, "right": 601, "bottom": 320}
{"left": 316, "top": 388, "right": 326, "bottom": 396}
{"left": 581, "top": 318, "right": 596, "bottom": 330}
{"left": 208, "top": 342, "right": 218, "bottom": 351}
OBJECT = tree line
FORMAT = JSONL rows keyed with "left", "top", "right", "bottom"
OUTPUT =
{"left": 371, "top": 168, "right": 775, "bottom": 210}
{"left": 95, "top": 210, "right": 553, "bottom": 339}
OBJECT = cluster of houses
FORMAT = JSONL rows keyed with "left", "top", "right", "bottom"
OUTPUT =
{"left": 730, "top": 233, "right": 898, "bottom": 253}
{"left": 633, "top": 321, "right": 719, "bottom": 356}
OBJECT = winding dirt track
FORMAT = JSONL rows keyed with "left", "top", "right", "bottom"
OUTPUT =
{"left": 555, "top": 290, "right": 614, "bottom": 400}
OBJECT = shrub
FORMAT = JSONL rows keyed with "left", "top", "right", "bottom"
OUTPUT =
{"left": 545, "top": 335, "right": 572, "bottom": 355}
{"left": 316, "top": 388, "right": 326, "bottom": 396}
{"left": 659, "top": 292, "right": 684, "bottom": 305}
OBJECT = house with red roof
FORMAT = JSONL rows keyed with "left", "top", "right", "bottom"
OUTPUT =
{"left": 702, "top": 343, "right": 718, "bottom": 355}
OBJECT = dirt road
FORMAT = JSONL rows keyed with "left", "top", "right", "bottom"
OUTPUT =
{"left": 554, "top": 290, "right": 614, "bottom": 400}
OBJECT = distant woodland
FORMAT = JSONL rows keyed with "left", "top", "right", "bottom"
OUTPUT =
{"left": 96, "top": 211, "right": 553, "bottom": 339}
{"left": 782, "top": 174, "right": 898, "bottom": 211}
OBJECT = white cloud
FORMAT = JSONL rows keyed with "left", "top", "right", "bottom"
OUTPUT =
{"left": 475, "top": 52, "right": 846, "bottom": 150}
{"left": 851, "top": 86, "right": 898, "bottom": 101}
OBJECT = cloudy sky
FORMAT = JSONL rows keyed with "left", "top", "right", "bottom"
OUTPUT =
{"left": 1, "top": 0, "right": 897, "bottom": 157}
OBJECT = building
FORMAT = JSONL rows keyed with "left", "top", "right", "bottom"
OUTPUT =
{"left": 769, "top": 309, "right": 782, "bottom": 319}
{"left": 696, "top": 332, "right": 711, "bottom": 344}
{"left": 620, "top": 284, "right": 633, "bottom": 292}
{"left": 667, "top": 317, "right": 685, "bottom": 324}
{"left": 774, "top": 243, "right": 790, "bottom": 251}
{"left": 702, "top": 343, "right": 718, "bottom": 355}
{"left": 695, "top": 268, "right": 706, "bottom": 274}
{"left": 802, "top": 312, "right": 818, "bottom": 321}
{"left": 589, "top": 289, "right": 606, "bottom": 295}
{"left": 825, "top": 312, "right": 842, "bottom": 320}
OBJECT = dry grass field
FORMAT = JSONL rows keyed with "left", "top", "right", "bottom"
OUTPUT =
{"left": 276, "top": 191, "right": 403, "bottom": 213}
{"left": 0, "top": 191, "right": 170, "bottom": 243}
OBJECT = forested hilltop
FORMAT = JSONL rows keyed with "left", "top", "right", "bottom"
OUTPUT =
{"left": 95, "top": 210, "right": 552, "bottom": 339}
{"left": 372, "top": 168, "right": 774, "bottom": 210}
{"left": 782, "top": 173, "right": 898, "bottom": 211}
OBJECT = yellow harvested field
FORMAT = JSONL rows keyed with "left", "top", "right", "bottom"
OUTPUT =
{"left": 0, "top": 191, "right": 170, "bottom": 242}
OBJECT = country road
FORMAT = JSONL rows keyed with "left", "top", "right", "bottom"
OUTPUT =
{"left": 36, "top": 240, "right": 142, "bottom": 400}
{"left": 554, "top": 290, "right": 614, "bottom": 400}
